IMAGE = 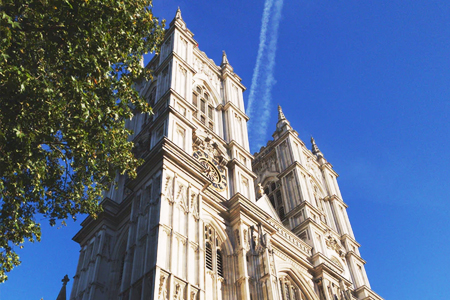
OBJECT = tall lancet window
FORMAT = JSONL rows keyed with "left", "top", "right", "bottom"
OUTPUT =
{"left": 216, "top": 249, "right": 224, "bottom": 277}
{"left": 264, "top": 180, "right": 285, "bottom": 220}
{"left": 193, "top": 85, "right": 215, "bottom": 131}
{"left": 204, "top": 224, "right": 226, "bottom": 300}
{"left": 279, "top": 275, "right": 308, "bottom": 300}
{"left": 205, "top": 241, "right": 213, "bottom": 271}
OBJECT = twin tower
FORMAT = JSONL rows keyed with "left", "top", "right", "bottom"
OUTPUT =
{"left": 69, "top": 9, "right": 383, "bottom": 300}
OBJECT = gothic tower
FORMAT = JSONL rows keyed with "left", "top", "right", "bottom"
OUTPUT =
{"left": 69, "top": 9, "right": 383, "bottom": 300}
{"left": 252, "top": 106, "right": 380, "bottom": 300}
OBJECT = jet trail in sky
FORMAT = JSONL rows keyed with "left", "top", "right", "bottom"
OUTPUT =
{"left": 247, "top": 0, "right": 284, "bottom": 151}
{"left": 246, "top": 0, "right": 274, "bottom": 119}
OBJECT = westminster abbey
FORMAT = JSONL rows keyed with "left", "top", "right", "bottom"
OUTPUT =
{"left": 69, "top": 9, "right": 383, "bottom": 300}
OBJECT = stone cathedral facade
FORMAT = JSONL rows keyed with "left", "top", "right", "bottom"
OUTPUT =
{"left": 69, "top": 9, "right": 383, "bottom": 300}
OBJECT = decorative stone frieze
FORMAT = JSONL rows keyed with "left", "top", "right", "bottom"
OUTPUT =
{"left": 325, "top": 231, "right": 346, "bottom": 258}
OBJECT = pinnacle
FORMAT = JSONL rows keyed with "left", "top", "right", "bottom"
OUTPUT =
{"left": 278, "top": 105, "right": 286, "bottom": 121}
{"left": 170, "top": 6, "right": 186, "bottom": 28}
{"left": 62, "top": 274, "right": 70, "bottom": 286}
{"left": 220, "top": 50, "right": 233, "bottom": 71}
{"left": 311, "top": 136, "right": 324, "bottom": 158}
{"left": 175, "top": 7, "right": 182, "bottom": 20}
{"left": 56, "top": 275, "right": 70, "bottom": 300}
{"left": 221, "top": 50, "right": 229, "bottom": 65}
{"left": 273, "top": 104, "right": 292, "bottom": 137}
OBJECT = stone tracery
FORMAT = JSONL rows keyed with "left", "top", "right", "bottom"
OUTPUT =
{"left": 279, "top": 275, "right": 308, "bottom": 300}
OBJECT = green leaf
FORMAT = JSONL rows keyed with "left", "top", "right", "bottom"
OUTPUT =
{"left": 0, "top": 0, "right": 164, "bottom": 282}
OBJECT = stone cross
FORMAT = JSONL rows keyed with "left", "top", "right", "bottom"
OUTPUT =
{"left": 62, "top": 275, "right": 70, "bottom": 286}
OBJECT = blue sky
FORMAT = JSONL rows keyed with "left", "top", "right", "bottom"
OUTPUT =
{"left": 2, "top": 1, "right": 450, "bottom": 299}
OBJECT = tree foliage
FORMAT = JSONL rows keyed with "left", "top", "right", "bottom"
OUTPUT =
{"left": 0, "top": 0, "right": 164, "bottom": 282}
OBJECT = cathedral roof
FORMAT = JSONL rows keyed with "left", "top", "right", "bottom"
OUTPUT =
{"left": 256, "top": 194, "right": 282, "bottom": 223}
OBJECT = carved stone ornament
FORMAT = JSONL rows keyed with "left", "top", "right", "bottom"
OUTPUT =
{"left": 270, "top": 257, "right": 276, "bottom": 275}
{"left": 191, "top": 197, "right": 199, "bottom": 219}
{"left": 192, "top": 135, "right": 227, "bottom": 192}
{"left": 190, "top": 193, "right": 199, "bottom": 218}
{"left": 252, "top": 229, "right": 259, "bottom": 251}
{"left": 165, "top": 176, "right": 172, "bottom": 192}
{"left": 177, "top": 184, "right": 188, "bottom": 213}
{"left": 192, "top": 132, "right": 228, "bottom": 167}
{"left": 190, "top": 193, "right": 196, "bottom": 209}
{"left": 325, "top": 231, "right": 345, "bottom": 257}
{"left": 339, "top": 279, "right": 352, "bottom": 300}
{"left": 174, "top": 283, "right": 181, "bottom": 300}
{"left": 190, "top": 291, "right": 197, "bottom": 300}
{"left": 314, "top": 277, "right": 323, "bottom": 287}
{"left": 176, "top": 184, "right": 185, "bottom": 199}
{"left": 257, "top": 183, "right": 265, "bottom": 197}
{"left": 260, "top": 224, "right": 270, "bottom": 248}
{"left": 158, "top": 274, "right": 167, "bottom": 296}
{"left": 255, "top": 223, "right": 270, "bottom": 253}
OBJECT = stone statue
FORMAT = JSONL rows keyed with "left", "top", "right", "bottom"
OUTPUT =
{"left": 257, "top": 183, "right": 265, "bottom": 197}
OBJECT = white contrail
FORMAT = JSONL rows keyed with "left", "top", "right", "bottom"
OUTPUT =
{"left": 246, "top": 0, "right": 274, "bottom": 119}
{"left": 247, "top": 0, "right": 284, "bottom": 150}
{"left": 257, "top": 0, "right": 283, "bottom": 136}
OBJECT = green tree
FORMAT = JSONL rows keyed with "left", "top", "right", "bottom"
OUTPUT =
{"left": 0, "top": 0, "right": 164, "bottom": 282}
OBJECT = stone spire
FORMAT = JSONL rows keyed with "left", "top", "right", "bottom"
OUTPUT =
{"left": 275, "top": 105, "right": 292, "bottom": 132}
{"left": 220, "top": 50, "right": 233, "bottom": 72}
{"left": 221, "top": 50, "right": 229, "bottom": 66}
{"left": 170, "top": 7, "right": 186, "bottom": 28}
{"left": 56, "top": 275, "right": 69, "bottom": 300}
{"left": 175, "top": 7, "right": 182, "bottom": 20}
{"left": 278, "top": 105, "right": 287, "bottom": 121}
{"left": 311, "top": 136, "right": 324, "bottom": 158}
{"left": 272, "top": 105, "right": 293, "bottom": 140}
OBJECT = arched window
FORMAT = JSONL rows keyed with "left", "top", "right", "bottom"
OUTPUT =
{"left": 216, "top": 249, "right": 224, "bottom": 278}
{"left": 269, "top": 195, "right": 275, "bottom": 207}
{"left": 279, "top": 275, "right": 308, "bottom": 300}
{"left": 264, "top": 180, "right": 285, "bottom": 220}
{"left": 205, "top": 242, "right": 213, "bottom": 271}
{"left": 193, "top": 85, "right": 215, "bottom": 130}
{"left": 118, "top": 252, "right": 126, "bottom": 285}
{"left": 204, "top": 225, "right": 224, "bottom": 278}
{"left": 271, "top": 182, "right": 276, "bottom": 191}
{"left": 204, "top": 224, "right": 226, "bottom": 299}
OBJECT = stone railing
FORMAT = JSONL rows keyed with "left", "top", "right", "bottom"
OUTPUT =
{"left": 266, "top": 218, "right": 312, "bottom": 256}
